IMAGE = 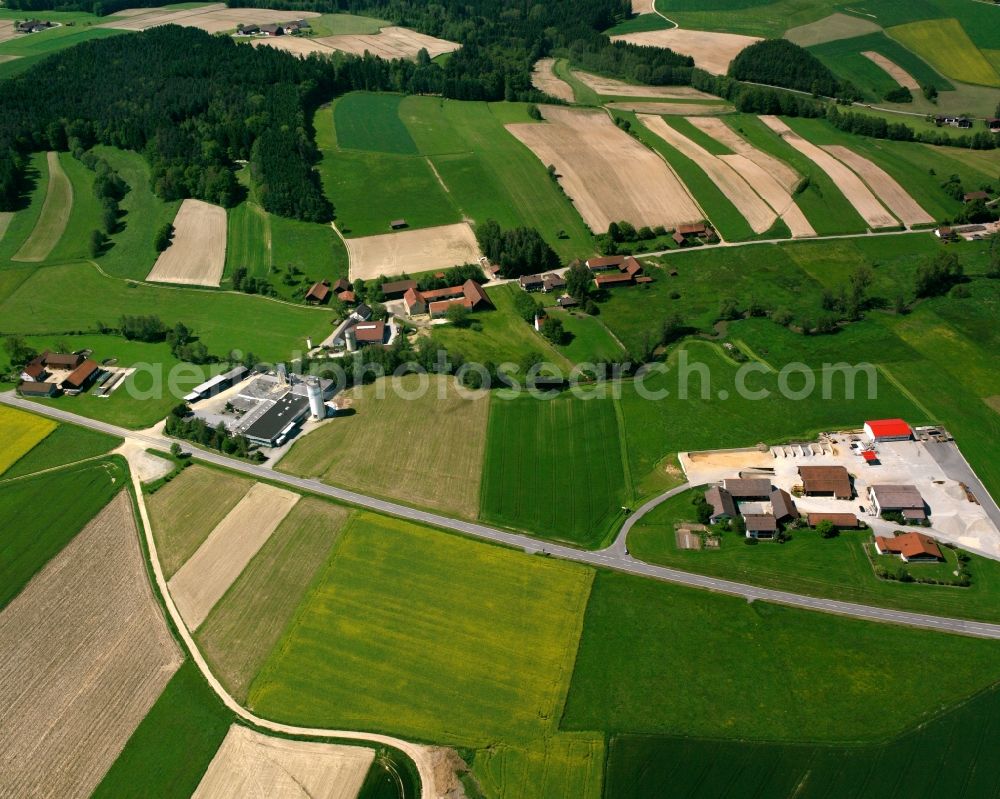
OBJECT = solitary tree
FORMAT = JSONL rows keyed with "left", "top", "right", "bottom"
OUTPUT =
{"left": 815, "top": 519, "right": 838, "bottom": 538}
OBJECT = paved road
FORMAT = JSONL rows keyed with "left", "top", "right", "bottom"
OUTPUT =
{"left": 7, "top": 392, "right": 1000, "bottom": 640}
{"left": 925, "top": 440, "right": 1000, "bottom": 534}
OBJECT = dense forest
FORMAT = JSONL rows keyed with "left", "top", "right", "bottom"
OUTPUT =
{"left": 729, "top": 39, "right": 848, "bottom": 99}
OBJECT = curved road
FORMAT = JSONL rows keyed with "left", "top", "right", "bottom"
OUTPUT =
{"left": 5, "top": 393, "right": 1000, "bottom": 640}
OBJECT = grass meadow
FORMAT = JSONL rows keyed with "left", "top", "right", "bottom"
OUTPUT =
{"left": 562, "top": 571, "right": 1000, "bottom": 742}
{"left": 12, "top": 152, "right": 73, "bottom": 263}
{"left": 248, "top": 511, "right": 594, "bottom": 746}
{"left": 225, "top": 200, "right": 270, "bottom": 280}
{"left": 0, "top": 152, "right": 49, "bottom": 264}
{"left": 0, "top": 458, "right": 125, "bottom": 609}
{"left": 0, "top": 405, "right": 56, "bottom": 475}
{"left": 306, "top": 11, "right": 388, "bottom": 36}
{"left": 604, "top": 683, "right": 1000, "bottom": 798}
{"left": 0, "top": 24, "right": 125, "bottom": 79}
{"left": 548, "top": 307, "right": 626, "bottom": 364}
{"left": 0, "top": 422, "right": 119, "bottom": 478}
{"left": 196, "top": 498, "right": 350, "bottom": 702}
{"left": 47, "top": 151, "right": 103, "bottom": 262}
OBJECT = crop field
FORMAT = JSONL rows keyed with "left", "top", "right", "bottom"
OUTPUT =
{"left": 196, "top": 498, "right": 350, "bottom": 701}
{"left": 574, "top": 70, "right": 718, "bottom": 100}
{"left": 0, "top": 492, "right": 181, "bottom": 799}
{"left": 225, "top": 199, "right": 270, "bottom": 280}
{"left": 192, "top": 726, "right": 374, "bottom": 799}
{"left": 0, "top": 404, "right": 56, "bottom": 475}
{"left": 0, "top": 422, "right": 119, "bottom": 479}
{"left": 531, "top": 57, "right": 575, "bottom": 103}
{"left": 785, "top": 12, "right": 882, "bottom": 46}
{"left": 102, "top": 4, "right": 319, "bottom": 34}
{"left": 346, "top": 222, "right": 481, "bottom": 280}
{"left": 507, "top": 106, "right": 703, "bottom": 234}
{"left": 12, "top": 152, "right": 72, "bottom": 263}
{"left": 610, "top": 28, "right": 761, "bottom": 75}
{"left": 0, "top": 262, "right": 332, "bottom": 362}
{"left": 605, "top": 684, "right": 1000, "bottom": 798}
{"left": 167, "top": 482, "right": 300, "bottom": 630}
{"left": 248, "top": 511, "right": 593, "bottom": 746}
{"left": 306, "top": 12, "right": 389, "bottom": 36}
{"left": 628, "top": 486, "right": 1000, "bottom": 623}
{"left": 93, "top": 661, "right": 233, "bottom": 799}
{"left": 147, "top": 464, "right": 254, "bottom": 578}
{"left": 278, "top": 376, "right": 490, "bottom": 519}
{"left": 472, "top": 733, "right": 605, "bottom": 799}
{"left": 563, "top": 571, "right": 1000, "bottom": 742}
{"left": 888, "top": 18, "right": 1000, "bottom": 87}
{"left": 480, "top": 390, "right": 630, "bottom": 547}
{"left": 0, "top": 458, "right": 124, "bottom": 609}
{"left": 147, "top": 199, "right": 228, "bottom": 286}
{"left": 255, "top": 23, "right": 459, "bottom": 60}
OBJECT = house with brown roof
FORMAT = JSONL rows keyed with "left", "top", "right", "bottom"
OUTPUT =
{"left": 542, "top": 273, "right": 566, "bottom": 292}
{"left": 744, "top": 513, "right": 778, "bottom": 539}
{"left": 381, "top": 279, "right": 418, "bottom": 300}
{"left": 798, "top": 465, "right": 852, "bottom": 499}
{"left": 305, "top": 281, "right": 330, "bottom": 304}
{"left": 874, "top": 532, "right": 943, "bottom": 562}
{"left": 59, "top": 360, "right": 99, "bottom": 393}
{"left": 869, "top": 484, "right": 927, "bottom": 521}
{"left": 39, "top": 351, "right": 85, "bottom": 370}
{"left": 769, "top": 488, "right": 798, "bottom": 524}
{"left": 331, "top": 278, "right": 352, "bottom": 294}
{"left": 352, "top": 321, "right": 387, "bottom": 346}
{"left": 963, "top": 190, "right": 989, "bottom": 203}
{"left": 519, "top": 274, "right": 544, "bottom": 292}
{"left": 723, "top": 478, "right": 772, "bottom": 501}
{"left": 403, "top": 287, "right": 426, "bottom": 316}
{"left": 556, "top": 294, "right": 578, "bottom": 308}
{"left": 807, "top": 512, "right": 860, "bottom": 529}
{"left": 705, "top": 486, "right": 736, "bottom": 523}
{"left": 594, "top": 272, "right": 634, "bottom": 288}
{"left": 17, "top": 380, "right": 58, "bottom": 397}
{"left": 20, "top": 360, "right": 49, "bottom": 383}
{"left": 585, "top": 255, "right": 625, "bottom": 272}
{"left": 404, "top": 280, "right": 492, "bottom": 318}
{"left": 337, "top": 290, "right": 357, "bottom": 304}
{"left": 590, "top": 255, "right": 646, "bottom": 288}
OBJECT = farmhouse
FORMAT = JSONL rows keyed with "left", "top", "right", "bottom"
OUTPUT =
{"left": 305, "top": 281, "right": 331, "bottom": 304}
{"left": 556, "top": 294, "right": 578, "bottom": 308}
{"left": 381, "top": 279, "right": 418, "bottom": 300}
{"left": 673, "top": 223, "right": 713, "bottom": 247}
{"left": 869, "top": 484, "right": 927, "bottom": 521}
{"left": 595, "top": 272, "right": 635, "bottom": 288}
{"left": 723, "top": 478, "right": 772, "bottom": 501}
{"left": 874, "top": 532, "right": 943, "bottom": 562}
{"left": 798, "top": 465, "right": 853, "bottom": 499}
{"left": 60, "top": 360, "right": 100, "bottom": 394}
{"left": 352, "top": 321, "right": 387, "bottom": 347}
{"left": 770, "top": 488, "right": 798, "bottom": 524}
{"left": 331, "top": 278, "right": 351, "bottom": 293}
{"left": 963, "top": 191, "right": 990, "bottom": 203}
{"left": 19, "top": 361, "right": 49, "bottom": 382}
{"left": 744, "top": 513, "right": 778, "bottom": 539}
{"left": 354, "top": 303, "right": 373, "bottom": 321}
{"left": 519, "top": 274, "right": 545, "bottom": 292}
{"left": 183, "top": 365, "right": 248, "bottom": 403}
{"left": 705, "top": 485, "right": 736, "bottom": 522}
{"left": 403, "top": 279, "right": 492, "bottom": 318}
{"left": 591, "top": 256, "right": 645, "bottom": 288}
{"left": 241, "top": 393, "right": 311, "bottom": 447}
{"left": 17, "top": 380, "right": 58, "bottom": 397}
{"left": 543, "top": 273, "right": 566, "bottom": 292}
{"left": 586, "top": 255, "right": 625, "bottom": 272}
{"left": 808, "top": 512, "right": 860, "bottom": 529}
{"left": 16, "top": 19, "right": 53, "bottom": 33}
{"left": 935, "top": 116, "right": 972, "bottom": 128}
{"left": 259, "top": 23, "right": 283, "bottom": 35}
{"left": 934, "top": 226, "right": 955, "bottom": 240}
{"left": 337, "top": 290, "right": 357, "bottom": 304}
{"left": 35, "top": 351, "right": 85, "bottom": 370}
{"left": 864, "top": 418, "right": 913, "bottom": 442}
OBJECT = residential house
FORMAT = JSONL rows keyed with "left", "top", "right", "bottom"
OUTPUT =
{"left": 519, "top": 274, "right": 544, "bottom": 292}
{"left": 381, "top": 279, "right": 418, "bottom": 300}
{"left": 723, "top": 478, "right": 772, "bottom": 501}
{"left": 556, "top": 294, "right": 578, "bottom": 308}
{"left": 353, "top": 321, "right": 387, "bottom": 346}
{"left": 798, "top": 465, "right": 853, "bottom": 499}
{"left": 542, "top": 273, "right": 566, "bottom": 292}
{"left": 744, "top": 514, "right": 778, "bottom": 539}
{"left": 705, "top": 486, "right": 736, "bottom": 523}
{"left": 19, "top": 361, "right": 48, "bottom": 383}
{"left": 403, "top": 280, "right": 492, "bottom": 318}
{"left": 869, "top": 484, "right": 927, "bottom": 521}
{"left": 874, "top": 532, "right": 943, "bottom": 562}
{"left": 585, "top": 255, "right": 625, "bottom": 272}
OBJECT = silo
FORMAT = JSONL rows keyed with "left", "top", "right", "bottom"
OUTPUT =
{"left": 307, "top": 378, "right": 325, "bottom": 419}
{"left": 345, "top": 328, "right": 357, "bottom": 352}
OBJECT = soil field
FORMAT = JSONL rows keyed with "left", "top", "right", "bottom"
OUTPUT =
{"left": 168, "top": 482, "right": 299, "bottom": 631}
{"left": 197, "top": 498, "right": 350, "bottom": 701}
{"left": 687, "top": 116, "right": 799, "bottom": 190}
{"left": 822, "top": 144, "right": 934, "bottom": 227}
{"left": 256, "top": 25, "right": 459, "bottom": 60}
{"left": 0, "top": 405, "right": 56, "bottom": 475}
{"left": 102, "top": 4, "right": 319, "bottom": 34}
{"left": 12, "top": 151, "right": 72, "bottom": 263}
{"left": 507, "top": 106, "right": 703, "bottom": 233}
{"left": 720, "top": 153, "right": 815, "bottom": 237}
{"left": 862, "top": 50, "right": 920, "bottom": 89}
{"left": 193, "top": 725, "right": 373, "bottom": 799}
{"left": 638, "top": 115, "right": 776, "bottom": 234}
{"left": 611, "top": 28, "right": 761, "bottom": 75}
{"left": 147, "top": 464, "right": 254, "bottom": 578}
{"left": 0, "top": 20, "right": 15, "bottom": 44}
{"left": 531, "top": 57, "right": 575, "bottom": 103}
{"left": 278, "top": 376, "right": 489, "bottom": 519}
{"left": 784, "top": 12, "right": 881, "bottom": 47}
{"left": 760, "top": 116, "right": 898, "bottom": 229}
{"left": 346, "top": 221, "right": 481, "bottom": 280}
{"left": 630, "top": 0, "right": 654, "bottom": 13}
{"left": 0, "top": 492, "right": 181, "bottom": 799}
{"left": 574, "top": 70, "right": 716, "bottom": 99}
{"left": 603, "top": 101, "right": 731, "bottom": 115}
{"left": 147, "top": 198, "right": 227, "bottom": 286}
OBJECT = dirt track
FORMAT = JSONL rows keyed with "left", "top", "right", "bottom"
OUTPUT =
{"left": 862, "top": 51, "right": 920, "bottom": 90}
{"left": 760, "top": 116, "right": 898, "bottom": 229}
{"left": 688, "top": 117, "right": 800, "bottom": 191}
{"left": 147, "top": 198, "right": 227, "bottom": 286}
{"left": 638, "top": 115, "right": 776, "bottom": 234}
{"left": 193, "top": 725, "right": 374, "bottom": 799}
{"left": 531, "top": 58, "right": 575, "bottom": 103}
{"left": 822, "top": 145, "right": 933, "bottom": 228}
{"left": 0, "top": 492, "right": 181, "bottom": 799}
{"left": 574, "top": 70, "right": 717, "bottom": 100}
{"left": 347, "top": 222, "right": 481, "bottom": 280}
{"left": 611, "top": 28, "right": 761, "bottom": 75}
{"left": 168, "top": 482, "right": 299, "bottom": 631}
{"left": 507, "top": 106, "right": 703, "bottom": 233}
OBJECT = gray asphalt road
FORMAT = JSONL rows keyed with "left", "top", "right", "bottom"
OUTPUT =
{"left": 6, "top": 392, "right": 1000, "bottom": 640}
{"left": 924, "top": 440, "right": 1000, "bottom": 533}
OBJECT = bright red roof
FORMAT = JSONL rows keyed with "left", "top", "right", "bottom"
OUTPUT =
{"left": 862, "top": 450, "right": 878, "bottom": 462}
{"left": 866, "top": 419, "right": 912, "bottom": 438}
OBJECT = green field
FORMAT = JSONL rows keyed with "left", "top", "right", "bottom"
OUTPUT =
{"left": 269, "top": 213, "right": 349, "bottom": 292}
{"left": 0, "top": 23, "right": 126, "bottom": 79}
{"left": 47, "top": 152, "right": 104, "bottom": 263}
{"left": 12, "top": 152, "right": 72, "bottom": 262}
{"left": 480, "top": 389, "right": 631, "bottom": 547}
{"left": 335, "top": 93, "right": 419, "bottom": 154}
{"left": 548, "top": 307, "right": 626, "bottom": 364}
{"left": 0, "top": 152, "right": 50, "bottom": 264}
{"left": 248, "top": 511, "right": 593, "bottom": 746}
{"left": 888, "top": 18, "right": 1000, "bottom": 88}
{"left": 629, "top": 487, "right": 1000, "bottom": 623}
{"left": 0, "top": 404, "right": 55, "bottom": 475}
{"left": 197, "top": 498, "right": 350, "bottom": 701}
{"left": 605, "top": 683, "right": 1000, "bottom": 798}
{"left": 92, "top": 661, "right": 233, "bottom": 799}
{"left": 0, "top": 419, "right": 118, "bottom": 479}
{"left": 225, "top": 199, "right": 270, "bottom": 280}
{"left": 0, "top": 459, "right": 125, "bottom": 609}
{"left": 471, "top": 733, "right": 605, "bottom": 799}
{"left": 563, "top": 570, "right": 1000, "bottom": 742}
{"left": 305, "top": 11, "right": 389, "bottom": 36}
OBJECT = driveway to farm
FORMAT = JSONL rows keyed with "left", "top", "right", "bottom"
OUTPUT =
{"left": 7, "top": 392, "right": 1000, "bottom": 642}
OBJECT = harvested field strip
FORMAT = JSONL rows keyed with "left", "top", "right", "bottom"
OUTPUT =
{"left": 0, "top": 404, "right": 56, "bottom": 475}
{"left": 257, "top": 25, "right": 459, "bottom": 60}
{"left": 147, "top": 464, "right": 255, "bottom": 578}
{"left": 12, "top": 151, "right": 72, "bottom": 262}
{"left": 531, "top": 57, "right": 575, "bottom": 103}
{"left": 197, "top": 498, "right": 350, "bottom": 702}
{"left": 687, "top": 116, "right": 800, "bottom": 191}
{"left": 861, "top": 50, "right": 919, "bottom": 90}
{"left": 249, "top": 512, "right": 594, "bottom": 745}
{"left": 168, "top": 482, "right": 300, "bottom": 631}
{"left": 759, "top": 116, "right": 898, "bottom": 230}
{"left": 192, "top": 725, "right": 374, "bottom": 799}
{"left": 638, "top": 115, "right": 776, "bottom": 234}
{"left": 718, "top": 154, "right": 815, "bottom": 237}
{"left": 821, "top": 145, "right": 934, "bottom": 228}
{"left": 278, "top": 375, "right": 489, "bottom": 519}
{"left": 147, "top": 198, "right": 227, "bottom": 286}
{"left": 506, "top": 106, "right": 703, "bottom": 233}
{"left": 345, "top": 221, "right": 481, "bottom": 281}
{"left": 610, "top": 28, "right": 761, "bottom": 76}
{"left": 573, "top": 70, "right": 716, "bottom": 100}
{"left": 0, "top": 492, "right": 181, "bottom": 799}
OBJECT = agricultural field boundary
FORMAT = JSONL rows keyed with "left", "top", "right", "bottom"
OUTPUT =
{"left": 12, "top": 151, "right": 72, "bottom": 263}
